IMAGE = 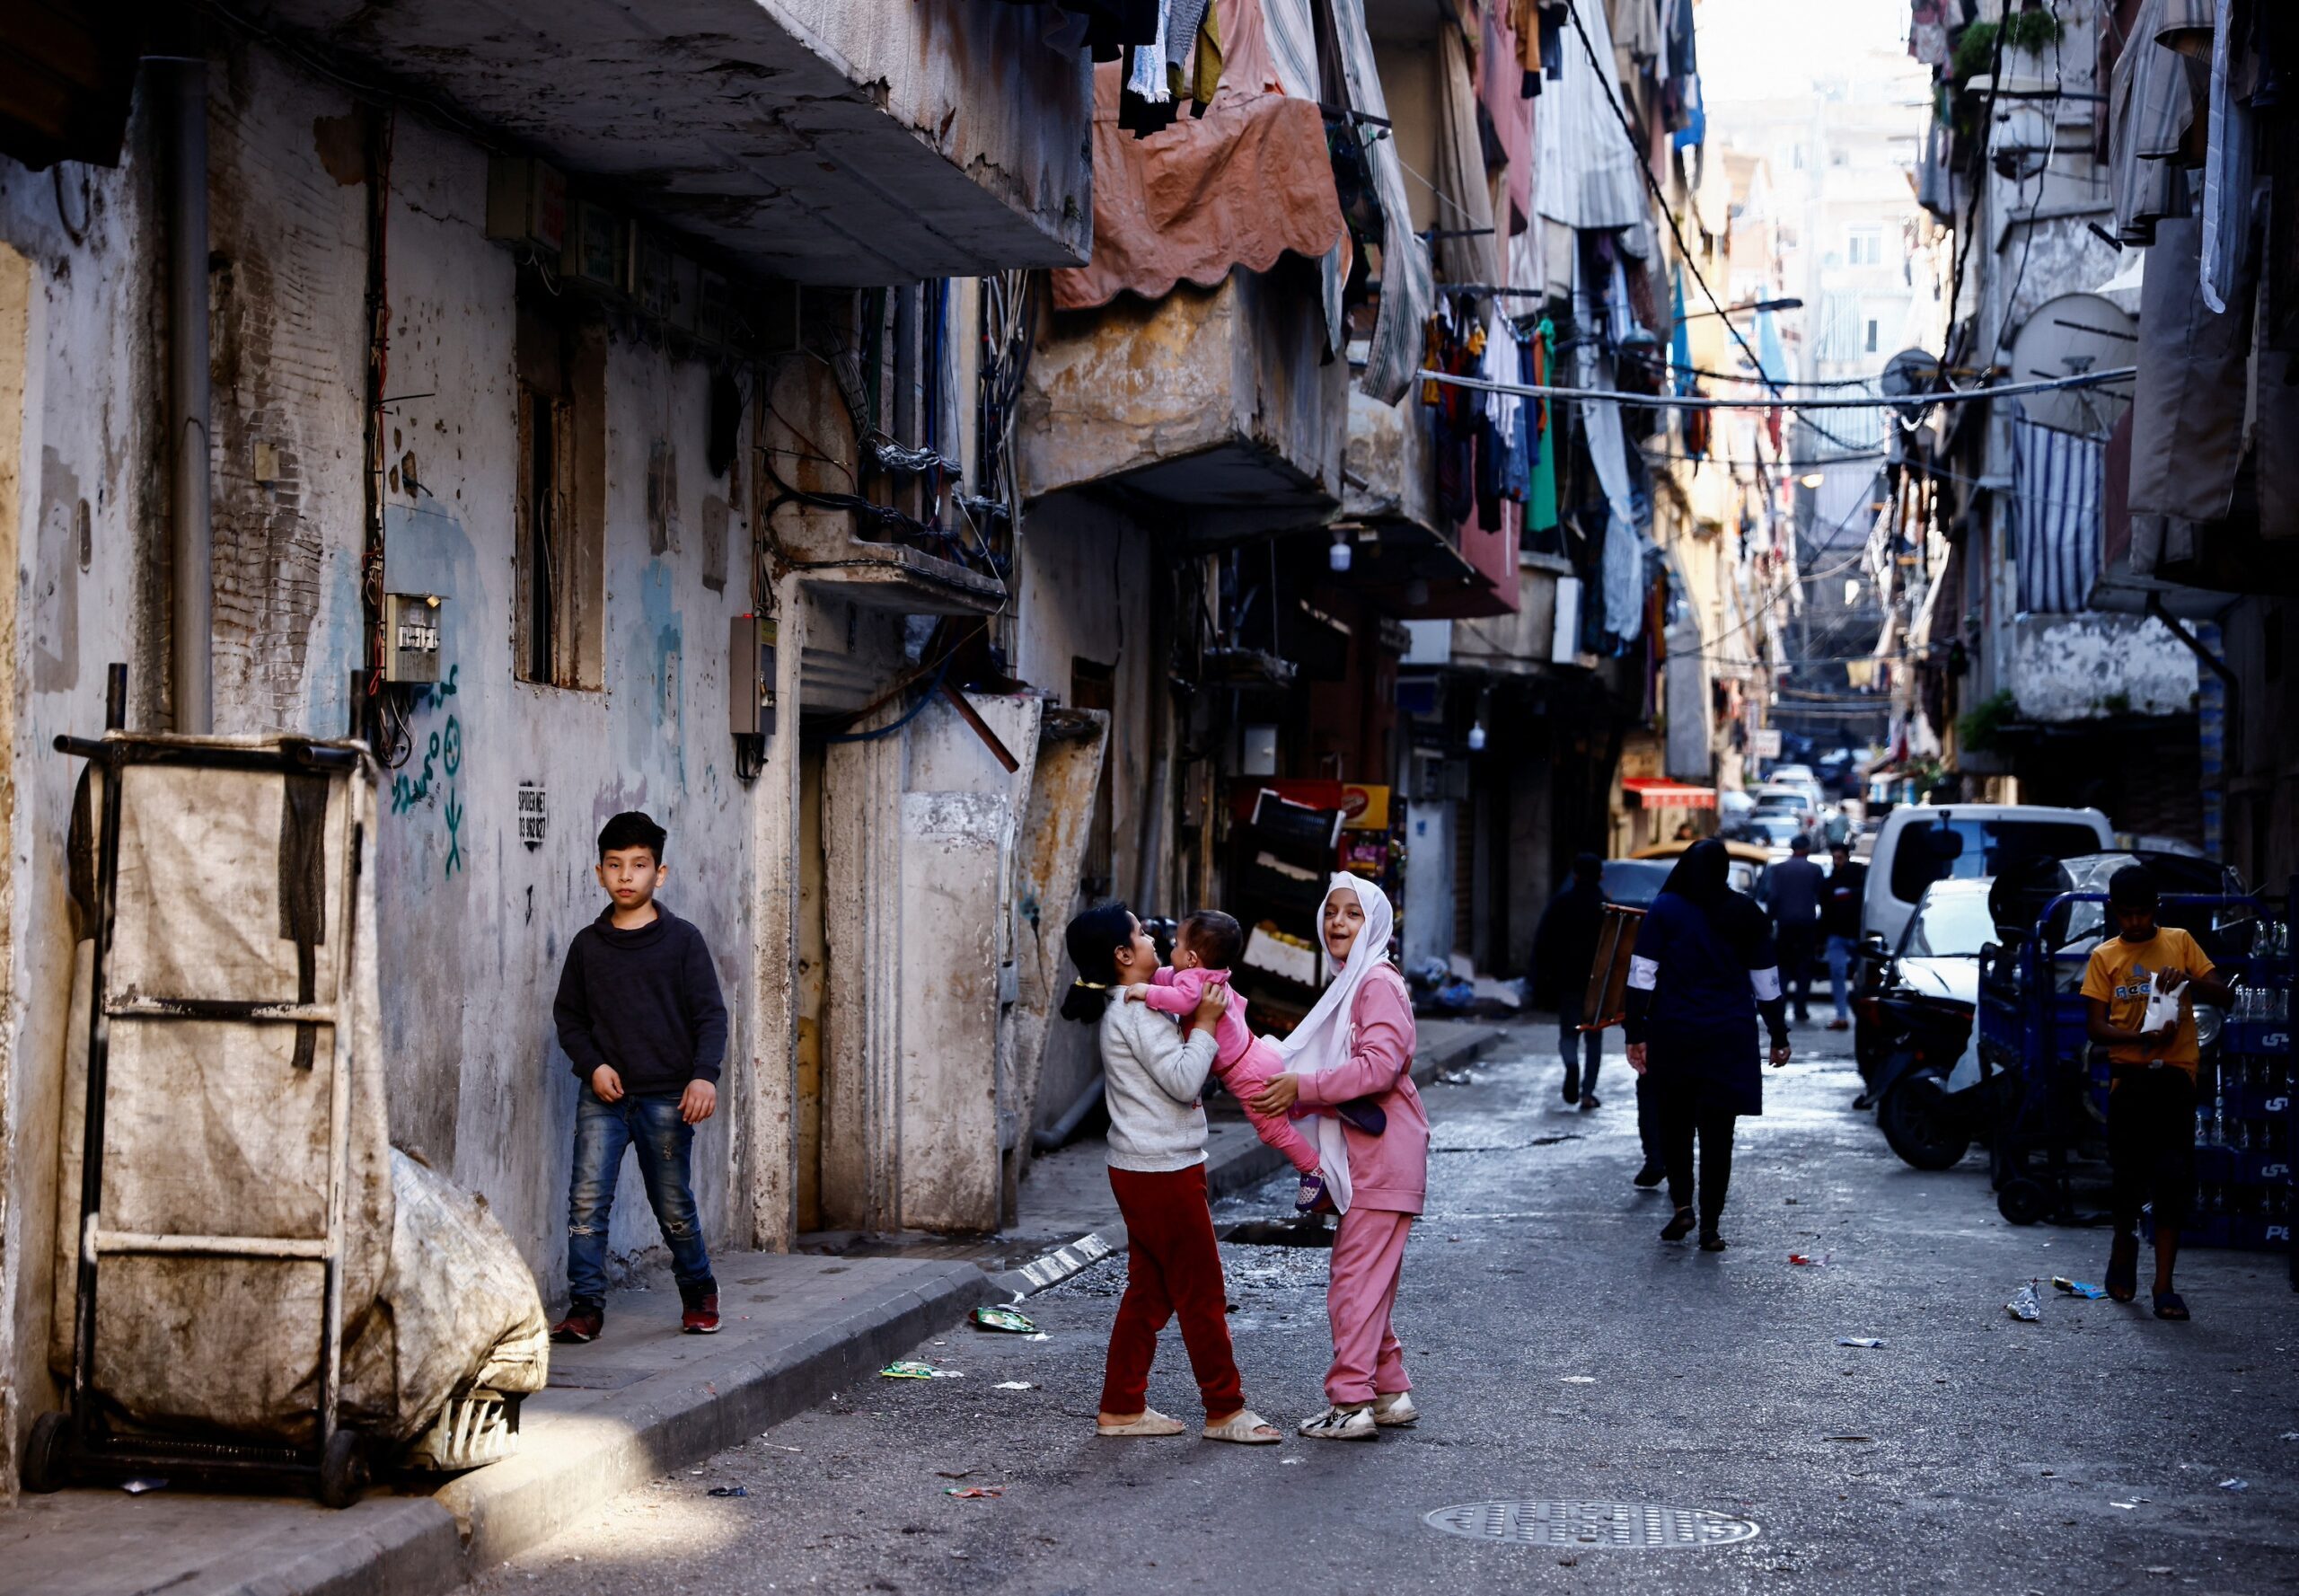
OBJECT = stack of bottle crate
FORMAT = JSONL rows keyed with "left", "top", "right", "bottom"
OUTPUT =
{"left": 2171, "top": 898, "right": 2292, "bottom": 1265}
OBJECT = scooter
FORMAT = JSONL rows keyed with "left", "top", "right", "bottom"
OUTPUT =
{"left": 1866, "top": 983, "right": 2000, "bottom": 1172}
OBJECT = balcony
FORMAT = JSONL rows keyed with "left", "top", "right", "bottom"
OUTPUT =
{"left": 1448, "top": 553, "right": 1578, "bottom": 672}
{"left": 1017, "top": 268, "right": 1346, "bottom": 542}
{"left": 1333, "top": 390, "right": 1519, "bottom": 620}
{"left": 258, "top": 0, "right": 1092, "bottom": 283}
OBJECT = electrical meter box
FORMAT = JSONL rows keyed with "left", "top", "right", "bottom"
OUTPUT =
{"left": 384, "top": 593, "right": 444, "bottom": 683}
{"left": 730, "top": 614, "right": 778, "bottom": 738}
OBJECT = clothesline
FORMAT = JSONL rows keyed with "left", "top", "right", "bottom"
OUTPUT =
{"left": 1417, "top": 366, "right": 2137, "bottom": 412}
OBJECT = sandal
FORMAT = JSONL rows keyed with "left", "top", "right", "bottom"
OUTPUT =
{"left": 1097, "top": 1407, "right": 1186, "bottom": 1438}
{"left": 1660, "top": 1206, "right": 1696, "bottom": 1242}
{"left": 2105, "top": 1234, "right": 2138, "bottom": 1303}
{"left": 1202, "top": 1407, "right": 1282, "bottom": 1444}
{"left": 2152, "top": 1291, "right": 2190, "bottom": 1322}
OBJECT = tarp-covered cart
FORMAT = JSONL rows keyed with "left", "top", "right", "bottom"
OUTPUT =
{"left": 24, "top": 674, "right": 548, "bottom": 1506}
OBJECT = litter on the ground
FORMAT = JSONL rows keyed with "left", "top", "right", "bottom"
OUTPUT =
{"left": 2051, "top": 1276, "right": 2108, "bottom": 1301}
{"left": 944, "top": 1486, "right": 1004, "bottom": 1499}
{"left": 1561, "top": 1375, "right": 1599, "bottom": 1383}
{"left": 2145, "top": 1569, "right": 2173, "bottom": 1578}
{"left": 993, "top": 1380, "right": 1036, "bottom": 1390}
{"left": 707, "top": 1486, "right": 747, "bottom": 1498}
{"left": 2006, "top": 1283, "right": 2042, "bottom": 1322}
{"left": 971, "top": 1304, "right": 1039, "bottom": 1335}
{"left": 119, "top": 1478, "right": 166, "bottom": 1495}
{"left": 1788, "top": 1253, "right": 1831, "bottom": 1266}
{"left": 935, "top": 1469, "right": 976, "bottom": 1479}
{"left": 1822, "top": 1435, "right": 1872, "bottom": 1442}
{"left": 1836, "top": 1337, "right": 1886, "bottom": 1349}
{"left": 881, "top": 1360, "right": 963, "bottom": 1380}
{"left": 1026, "top": 1333, "right": 1052, "bottom": 1343}
{"left": 2219, "top": 1478, "right": 2250, "bottom": 1492}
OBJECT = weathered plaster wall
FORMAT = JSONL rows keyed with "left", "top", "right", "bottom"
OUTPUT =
{"left": 1010, "top": 492, "right": 1155, "bottom": 1139}
{"left": 2011, "top": 613, "right": 2198, "bottom": 723}
{"left": 351, "top": 117, "right": 760, "bottom": 1298}
{"left": 206, "top": 42, "right": 367, "bottom": 739}
{"left": 0, "top": 108, "right": 170, "bottom": 1486}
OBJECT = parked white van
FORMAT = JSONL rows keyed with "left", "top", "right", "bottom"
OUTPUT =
{"left": 1862, "top": 804, "right": 2113, "bottom": 949}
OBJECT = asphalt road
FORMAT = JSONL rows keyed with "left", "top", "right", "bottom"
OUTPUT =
{"left": 462, "top": 1019, "right": 2298, "bottom": 1595}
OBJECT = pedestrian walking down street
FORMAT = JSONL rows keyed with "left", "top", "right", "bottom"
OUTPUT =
{"left": 1251, "top": 875, "right": 1429, "bottom": 1442}
{"left": 1624, "top": 841, "right": 1793, "bottom": 1251}
{"left": 1821, "top": 841, "right": 1867, "bottom": 1032}
{"left": 1061, "top": 904, "right": 1282, "bottom": 1445}
{"left": 1762, "top": 834, "right": 1826, "bottom": 1024}
{"left": 551, "top": 811, "right": 730, "bottom": 1344}
{"left": 1530, "top": 851, "right": 1608, "bottom": 1109}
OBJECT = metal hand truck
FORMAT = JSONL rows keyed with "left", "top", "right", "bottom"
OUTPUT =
{"left": 22, "top": 665, "right": 375, "bottom": 1506}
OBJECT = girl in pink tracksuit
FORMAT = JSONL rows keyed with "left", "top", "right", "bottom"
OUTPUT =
{"left": 1250, "top": 874, "right": 1429, "bottom": 1442}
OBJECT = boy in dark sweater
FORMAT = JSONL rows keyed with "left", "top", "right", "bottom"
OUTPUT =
{"left": 550, "top": 811, "right": 729, "bottom": 1343}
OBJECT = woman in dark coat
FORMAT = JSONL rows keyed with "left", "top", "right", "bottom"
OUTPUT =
{"left": 1623, "top": 840, "right": 1793, "bottom": 1250}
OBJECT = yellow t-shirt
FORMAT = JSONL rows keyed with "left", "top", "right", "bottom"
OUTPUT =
{"left": 2080, "top": 926, "right": 2215, "bottom": 1073}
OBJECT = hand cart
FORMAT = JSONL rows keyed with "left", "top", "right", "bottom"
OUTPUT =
{"left": 22, "top": 666, "right": 378, "bottom": 1506}
{"left": 1977, "top": 888, "right": 2280, "bottom": 1230}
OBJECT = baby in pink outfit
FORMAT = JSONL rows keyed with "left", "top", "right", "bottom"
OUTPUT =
{"left": 1130, "top": 911, "right": 1383, "bottom": 1213}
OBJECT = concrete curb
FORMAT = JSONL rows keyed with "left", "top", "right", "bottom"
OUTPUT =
{"left": 432, "top": 1261, "right": 993, "bottom": 1576}
{"left": 987, "top": 1022, "right": 1511, "bottom": 1300}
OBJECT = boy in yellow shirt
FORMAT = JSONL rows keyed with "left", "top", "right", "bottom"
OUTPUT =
{"left": 2080, "top": 865, "right": 2235, "bottom": 1321}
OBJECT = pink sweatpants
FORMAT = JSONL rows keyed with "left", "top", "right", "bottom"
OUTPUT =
{"left": 1217, "top": 1036, "right": 1321, "bottom": 1178}
{"left": 1326, "top": 1204, "right": 1414, "bottom": 1405}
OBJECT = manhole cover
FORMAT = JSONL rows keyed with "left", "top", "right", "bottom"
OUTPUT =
{"left": 1423, "top": 1500, "right": 1758, "bottom": 1550}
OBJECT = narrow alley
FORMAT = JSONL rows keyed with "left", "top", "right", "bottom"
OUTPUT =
{"left": 461, "top": 1023, "right": 2297, "bottom": 1594}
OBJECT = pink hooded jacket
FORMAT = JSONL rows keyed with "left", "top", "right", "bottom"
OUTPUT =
{"left": 1293, "top": 963, "right": 1428, "bottom": 1213}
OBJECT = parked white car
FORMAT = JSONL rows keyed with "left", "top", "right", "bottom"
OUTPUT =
{"left": 1863, "top": 803, "right": 2113, "bottom": 949}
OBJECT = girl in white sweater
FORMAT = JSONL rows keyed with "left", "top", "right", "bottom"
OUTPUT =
{"left": 1062, "top": 904, "right": 1281, "bottom": 1444}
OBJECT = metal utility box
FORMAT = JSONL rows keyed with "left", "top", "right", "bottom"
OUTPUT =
{"left": 483, "top": 156, "right": 567, "bottom": 255}
{"left": 560, "top": 198, "right": 627, "bottom": 292}
{"left": 383, "top": 594, "right": 443, "bottom": 684}
{"left": 730, "top": 614, "right": 778, "bottom": 737}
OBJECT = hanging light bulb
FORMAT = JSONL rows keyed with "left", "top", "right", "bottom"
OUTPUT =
{"left": 1800, "top": 472, "right": 1827, "bottom": 489}
{"left": 1329, "top": 530, "right": 1352, "bottom": 573}
{"left": 1467, "top": 720, "right": 1487, "bottom": 752}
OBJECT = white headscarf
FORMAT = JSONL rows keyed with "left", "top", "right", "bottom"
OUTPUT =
{"left": 1273, "top": 873, "right": 1397, "bottom": 1213}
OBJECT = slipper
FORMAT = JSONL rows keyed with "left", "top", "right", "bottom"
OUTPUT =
{"left": 2152, "top": 1291, "right": 2190, "bottom": 1322}
{"left": 1096, "top": 1408, "right": 1185, "bottom": 1438}
{"left": 1202, "top": 1408, "right": 1282, "bottom": 1444}
{"left": 2106, "top": 1233, "right": 2138, "bottom": 1303}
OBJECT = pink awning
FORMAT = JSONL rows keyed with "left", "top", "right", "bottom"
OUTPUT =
{"left": 1051, "top": 0, "right": 1344, "bottom": 312}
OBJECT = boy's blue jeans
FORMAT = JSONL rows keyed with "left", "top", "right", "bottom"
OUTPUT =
{"left": 567, "top": 1088, "right": 713, "bottom": 1305}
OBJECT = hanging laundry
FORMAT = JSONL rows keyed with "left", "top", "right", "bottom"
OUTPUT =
{"left": 1121, "top": 2, "right": 1178, "bottom": 136}
{"left": 1527, "top": 319, "right": 1559, "bottom": 535}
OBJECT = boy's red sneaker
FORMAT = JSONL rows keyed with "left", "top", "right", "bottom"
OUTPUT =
{"left": 551, "top": 1305, "right": 603, "bottom": 1344}
{"left": 680, "top": 1285, "right": 721, "bottom": 1335}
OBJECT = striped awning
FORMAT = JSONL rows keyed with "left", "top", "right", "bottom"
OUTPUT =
{"left": 1623, "top": 778, "right": 1717, "bottom": 810}
{"left": 2012, "top": 418, "right": 2104, "bottom": 614}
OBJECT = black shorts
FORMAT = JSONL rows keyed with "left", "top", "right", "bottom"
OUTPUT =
{"left": 2108, "top": 1067, "right": 2198, "bottom": 1230}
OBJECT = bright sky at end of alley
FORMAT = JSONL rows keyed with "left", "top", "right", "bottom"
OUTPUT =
{"left": 1698, "top": 0, "right": 1933, "bottom": 104}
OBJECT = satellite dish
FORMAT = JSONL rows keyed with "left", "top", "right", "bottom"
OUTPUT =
{"left": 2003, "top": 291, "right": 2136, "bottom": 436}
{"left": 1880, "top": 348, "right": 1944, "bottom": 425}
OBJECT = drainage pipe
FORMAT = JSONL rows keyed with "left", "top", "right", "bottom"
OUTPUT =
{"left": 165, "top": 57, "right": 213, "bottom": 733}
{"left": 1032, "top": 1071, "right": 1105, "bottom": 1152}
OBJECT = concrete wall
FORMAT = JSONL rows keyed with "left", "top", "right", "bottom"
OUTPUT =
{"left": 1009, "top": 493, "right": 1156, "bottom": 1139}
{"left": 2011, "top": 613, "right": 2198, "bottom": 722}
{"left": 0, "top": 34, "right": 780, "bottom": 1483}
{"left": 0, "top": 105, "right": 170, "bottom": 1492}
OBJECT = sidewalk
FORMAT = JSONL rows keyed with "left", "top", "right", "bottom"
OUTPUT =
{"left": 0, "top": 1017, "right": 1511, "bottom": 1596}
